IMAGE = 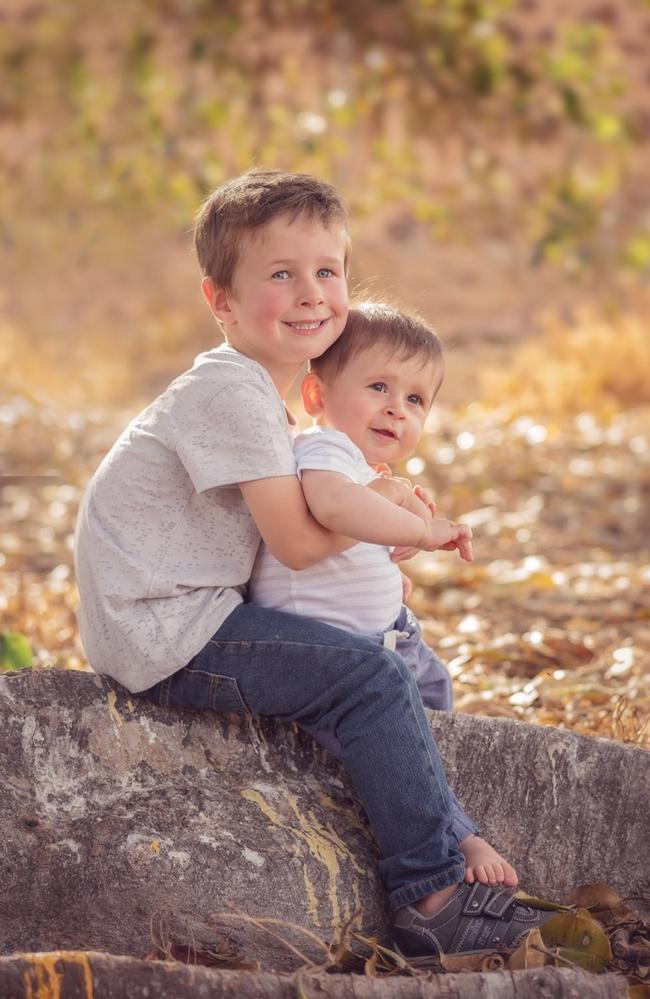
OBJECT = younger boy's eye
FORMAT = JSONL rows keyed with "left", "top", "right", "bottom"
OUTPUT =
{"left": 271, "top": 270, "right": 290, "bottom": 280}
{"left": 408, "top": 393, "right": 424, "bottom": 406}
{"left": 369, "top": 382, "right": 387, "bottom": 393}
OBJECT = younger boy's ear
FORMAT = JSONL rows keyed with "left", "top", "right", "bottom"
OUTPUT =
{"left": 201, "top": 277, "right": 236, "bottom": 326}
{"left": 301, "top": 372, "right": 326, "bottom": 416}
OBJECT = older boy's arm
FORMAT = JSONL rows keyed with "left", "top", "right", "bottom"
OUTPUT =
{"left": 239, "top": 475, "right": 354, "bottom": 570}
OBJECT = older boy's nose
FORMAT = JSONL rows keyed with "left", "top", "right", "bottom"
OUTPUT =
{"left": 297, "top": 276, "right": 324, "bottom": 306}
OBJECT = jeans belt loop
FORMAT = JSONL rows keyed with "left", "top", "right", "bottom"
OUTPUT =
{"left": 382, "top": 629, "right": 410, "bottom": 651}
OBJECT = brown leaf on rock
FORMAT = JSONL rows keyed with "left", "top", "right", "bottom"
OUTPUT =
{"left": 540, "top": 909, "right": 612, "bottom": 973}
{"left": 506, "top": 928, "right": 547, "bottom": 970}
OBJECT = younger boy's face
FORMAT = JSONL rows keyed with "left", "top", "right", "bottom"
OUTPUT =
{"left": 311, "top": 347, "right": 442, "bottom": 465}
{"left": 205, "top": 214, "right": 349, "bottom": 393}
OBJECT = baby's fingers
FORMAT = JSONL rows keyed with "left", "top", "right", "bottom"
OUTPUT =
{"left": 456, "top": 525, "right": 474, "bottom": 561}
{"left": 457, "top": 536, "right": 474, "bottom": 561}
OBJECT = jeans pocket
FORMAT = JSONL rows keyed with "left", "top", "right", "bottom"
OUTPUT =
{"left": 166, "top": 666, "right": 251, "bottom": 714}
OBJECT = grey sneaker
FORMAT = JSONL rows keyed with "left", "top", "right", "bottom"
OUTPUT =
{"left": 394, "top": 882, "right": 556, "bottom": 967}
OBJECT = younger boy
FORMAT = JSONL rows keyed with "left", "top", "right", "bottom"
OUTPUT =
{"left": 250, "top": 302, "right": 517, "bottom": 889}
{"left": 75, "top": 170, "right": 553, "bottom": 964}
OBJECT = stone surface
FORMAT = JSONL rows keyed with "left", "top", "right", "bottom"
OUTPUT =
{"left": 0, "top": 952, "right": 629, "bottom": 999}
{"left": 0, "top": 669, "right": 647, "bottom": 971}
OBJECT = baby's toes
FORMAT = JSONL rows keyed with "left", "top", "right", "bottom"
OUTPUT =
{"left": 474, "top": 865, "right": 489, "bottom": 885}
{"left": 464, "top": 866, "right": 476, "bottom": 884}
{"left": 491, "top": 862, "right": 506, "bottom": 884}
{"left": 502, "top": 861, "right": 519, "bottom": 887}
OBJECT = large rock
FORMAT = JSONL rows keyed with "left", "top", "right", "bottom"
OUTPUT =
{"left": 0, "top": 668, "right": 648, "bottom": 971}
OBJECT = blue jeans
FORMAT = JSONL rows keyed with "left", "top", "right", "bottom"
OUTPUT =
{"left": 138, "top": 602, "right": 465, "bottom": 909}
{"left": 311, "top": 606, "right": 479, "bottom": 847}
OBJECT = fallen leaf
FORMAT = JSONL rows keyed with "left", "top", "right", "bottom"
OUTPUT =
{"left": 540, "top": 908, "right": 612, "bottom": 972}
{"left": 507, "top": 928, "right": 547, "bottom": 970}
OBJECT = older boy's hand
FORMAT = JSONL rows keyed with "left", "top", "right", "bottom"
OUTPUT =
{"left": 391, "top": 545, "right": 420, "bottom": 563}
{"left": 368, "top": 476, "right": 432, "bottom": 521}
{"left": 413, "top": 484, "right": 437, "bottom": 517}
{"left": 372, "top": 467, "right": 437, "bottom": 517}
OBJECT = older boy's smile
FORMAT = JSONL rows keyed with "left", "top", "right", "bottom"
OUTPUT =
{"left": 284, "top": 318, "right": 332, "bottom": 333}
{"left": 204, "top": 214, "right": 349, "bottom": 395}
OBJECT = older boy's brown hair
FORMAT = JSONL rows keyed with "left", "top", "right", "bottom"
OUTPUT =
{"left": 311, "top": 302, "right": 443, "bottom": 384}
{"left": 193, "top": 169, "right": 349, "bottom": 291}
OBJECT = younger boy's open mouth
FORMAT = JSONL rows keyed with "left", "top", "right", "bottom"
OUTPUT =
{"left": 372, "top": 428, "right": 398, "bottom": 440}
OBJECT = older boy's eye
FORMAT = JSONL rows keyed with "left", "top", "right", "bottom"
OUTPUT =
{"left": 316, "top": 267, "right": 334, "bottom": 278}
{"left": 271, "top": 270, "right": 290, "bottom": 280}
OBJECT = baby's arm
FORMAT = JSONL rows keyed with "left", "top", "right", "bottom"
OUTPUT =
{"left": 301, "top": 469, "right": 472, "bottom": 555}
{"left": 240, "top": 469, "right": 436, "bottom": 571}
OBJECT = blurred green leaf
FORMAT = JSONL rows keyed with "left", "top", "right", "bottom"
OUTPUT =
{"left": 0, "top": 632, "right": 33, "bottom": 672}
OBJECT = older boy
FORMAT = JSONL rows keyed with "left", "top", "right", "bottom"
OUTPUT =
{"left": 250, "top": 302, "right": 517, "bottom": 891}
{"left": 75, "top": 170, "right": 552, "bottom": 964}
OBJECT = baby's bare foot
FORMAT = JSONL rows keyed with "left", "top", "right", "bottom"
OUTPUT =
{"left": 459, "top": 835, "right": 518, "bottom": 887}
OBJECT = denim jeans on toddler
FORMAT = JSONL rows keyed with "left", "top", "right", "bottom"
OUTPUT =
{"left": 311, "top": 606, "right": 479, "bottom": 848}
{"left": 138, "top": 602, "right": 466, "bottom": 909}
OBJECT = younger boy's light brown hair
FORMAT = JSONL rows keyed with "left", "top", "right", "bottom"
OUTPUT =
{"left": 311, "top": 302, "right": 443, "bottom": 384}
{"left": 193, "top": 169, "right": 349, "bottom": 291}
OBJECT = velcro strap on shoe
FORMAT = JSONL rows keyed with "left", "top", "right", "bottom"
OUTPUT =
{"left": 483, "top": 889, "right": 515, "bottom": 918}
{"left": 462, "top": 883, "right": 491, "bottom": 915}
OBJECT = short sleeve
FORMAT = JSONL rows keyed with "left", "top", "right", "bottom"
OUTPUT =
{"left": 294, "top": 428, "right": 375, "bottom": 485}
{"left": 175, "top": 379, "right": 296, "bottom": 492}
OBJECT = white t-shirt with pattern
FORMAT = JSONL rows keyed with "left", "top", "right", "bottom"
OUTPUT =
{"left": 74, "top": 344, "right": 296, "bottom": 693}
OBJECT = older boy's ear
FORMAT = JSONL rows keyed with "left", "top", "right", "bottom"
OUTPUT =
{"left": 201, "top": 277, "right": 236, "bottom": 325}
{"left": 301, "top": 372, "right": 326, "bottom": 416}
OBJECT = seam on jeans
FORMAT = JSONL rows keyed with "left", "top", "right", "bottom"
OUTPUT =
{"left": 207, "top": 639, "right": 382, "bottom": 654}
{"left": 208, "top": 673, "right": 250, "bottom": 714}
{"left": 207, "top": 640, "right": 252, "bottom": 650}
{"left": 390, "top": 862, "right": 465, "bottom": 909}
{"left": 160, "top": 676, "right": 172, "bottom": 708}
{"left": 401, "top": 657, "right": 457, "bottom": 825}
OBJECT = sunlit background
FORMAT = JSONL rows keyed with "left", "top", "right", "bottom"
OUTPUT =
{"left": 1, "top": 0, "right": 649, "bottom": 743}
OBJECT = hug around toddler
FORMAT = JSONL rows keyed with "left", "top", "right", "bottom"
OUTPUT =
{"left": 75, "top": 169, "right": 553, "bottom": 963}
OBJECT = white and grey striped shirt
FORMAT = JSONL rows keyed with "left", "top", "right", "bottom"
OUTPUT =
{"left": 249, "top": 427, "right": 403, "bottom": 635}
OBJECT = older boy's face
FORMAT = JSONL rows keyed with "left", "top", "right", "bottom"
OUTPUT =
{"left": 316, "top": 348, "right": 442, "bottom": 465}
{"left": 211, "top": 214, "right": 349, "bottom": 392}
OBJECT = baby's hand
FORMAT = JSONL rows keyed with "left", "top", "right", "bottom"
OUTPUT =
{"left": 419, "top": 520, "right": 474, "bottom": 560}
